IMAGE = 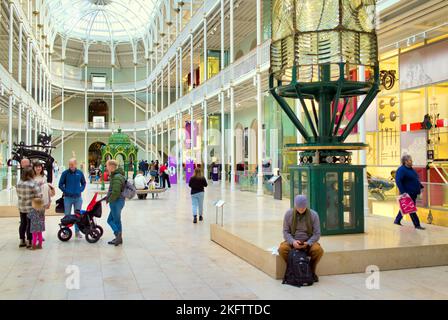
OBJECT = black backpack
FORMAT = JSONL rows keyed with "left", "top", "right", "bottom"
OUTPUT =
{"left": 282, "top": 249, "right": 314, "bottom": 287}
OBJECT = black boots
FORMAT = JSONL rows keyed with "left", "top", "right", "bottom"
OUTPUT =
{"left": 115, "top": 232, "right": 123, "bottom": 246}
{"left": 193, "top": 216, "right": 197, "bottom": 224}
{"left": 108, "top": 232, "right": 123, "bottom": 246}
{"left": 19, "top": 239, "right": 26, "bottom": 248}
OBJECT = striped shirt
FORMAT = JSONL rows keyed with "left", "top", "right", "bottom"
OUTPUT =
{"left": 16, "top": 180, "right": 42, "bottom": 213}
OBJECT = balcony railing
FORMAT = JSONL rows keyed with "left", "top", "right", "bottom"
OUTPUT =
{"left": 50, "top": 40, "right": 271, "bottom": 132}
{"left": 0, "top": 64, "right": 49, "bottom": 123}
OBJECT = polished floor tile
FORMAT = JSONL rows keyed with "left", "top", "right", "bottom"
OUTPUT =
{"left": 0, "top": 182, "right": 447, "bottom": 300}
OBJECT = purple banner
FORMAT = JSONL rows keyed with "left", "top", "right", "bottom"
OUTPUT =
{"left": 168, "top": 156, "right": 177, "bottom": 185}
{"left": 185, "top": 121, "right": 198, "bottom": 149}
{"left": 185, "top": 158, "right": 195, "bottom": 184}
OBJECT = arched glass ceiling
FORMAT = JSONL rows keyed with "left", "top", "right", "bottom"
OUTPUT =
{"left": 46, "top": 0, "right": 158, "bottom": 43}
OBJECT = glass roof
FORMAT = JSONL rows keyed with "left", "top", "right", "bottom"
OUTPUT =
{"left": 46, "top": 0, "right": 159, "bottom": 43}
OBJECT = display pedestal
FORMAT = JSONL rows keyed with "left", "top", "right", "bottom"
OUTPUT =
{"left": 289, "top": 164, "right": 365, "bottom": 235}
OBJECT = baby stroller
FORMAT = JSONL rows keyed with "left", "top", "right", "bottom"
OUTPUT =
{"left": 57, "top": 193, "right": 106, "bottom": 243}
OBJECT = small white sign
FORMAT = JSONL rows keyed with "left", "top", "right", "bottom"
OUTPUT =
{"left": 215, "top": 200, "right": 225, "bottom": 208}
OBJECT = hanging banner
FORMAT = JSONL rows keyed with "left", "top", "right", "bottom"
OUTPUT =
{"left": 184, "top": 121, "right": 198, "bottom": 149}
{"left": 400, "top": 39, "right": 448, "bottom": 90}
{"left": 168, "top": 156, "right": 177, "bottom": 185}
{"left": 185, "top": 158, "right": 195, "bottom": 184}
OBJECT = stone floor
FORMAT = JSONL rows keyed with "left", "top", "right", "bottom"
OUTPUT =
{"left": 1, "top": 182, "right": 448, "bottom": 300}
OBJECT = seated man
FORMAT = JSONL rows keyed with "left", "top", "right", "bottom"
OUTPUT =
{"left": 134, "top": 171, "right": 148, "bottom": 199}
{"left": 278, "top": 195, "right": 324, "bottom": 282}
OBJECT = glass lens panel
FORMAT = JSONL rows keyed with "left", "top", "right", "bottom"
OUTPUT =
{"left": 326, "top": 172, "right": 340, "bottom": 230}
{"left": 343, "top": 172, "right": 356, "bottom": 229}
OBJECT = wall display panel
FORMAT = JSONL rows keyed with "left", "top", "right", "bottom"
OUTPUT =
{"left": 400, "top": 39, "right": 448, "bottom": 90}
{"left": 377, "top": 93, "right": 401, "bottom": 165}
{"left": 401, "top": 131, "right": 427, "bottom": 166}
{"left": 401, "top": 88, "right": 426, "bottom": 125}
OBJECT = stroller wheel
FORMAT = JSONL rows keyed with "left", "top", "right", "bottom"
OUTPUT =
{"left": 85, "top": 229, "right": 101, "bottom": 243}
{"left": 58, "top": 227, "right": 72, "bottom": 242}
{"left": 95, "top": 225, "right": 104, "bottom": 238}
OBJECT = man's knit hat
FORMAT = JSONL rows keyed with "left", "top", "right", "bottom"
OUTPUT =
{"left": 294, "top": 195, "right": 308, "bottom": 209}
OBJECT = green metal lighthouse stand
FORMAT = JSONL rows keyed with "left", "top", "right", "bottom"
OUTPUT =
{"left": 269, "top": 0, "right": 380, "bottom": 235}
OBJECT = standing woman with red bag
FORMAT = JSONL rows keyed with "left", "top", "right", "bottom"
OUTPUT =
{"left": 394, "top": 154, "right": 425, "bottom": 230}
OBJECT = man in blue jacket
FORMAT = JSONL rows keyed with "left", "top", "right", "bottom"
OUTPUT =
{"left": 59, "top": 158, "right": 87, "bottom": 238}
{"left": 394, "top": 154, "right": 425, "bottom": 230}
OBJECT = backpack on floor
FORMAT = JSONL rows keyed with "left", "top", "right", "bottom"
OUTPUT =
{"left": 121, "top": 179, "right": 137, "bottom": 200}
{"left": 282, "top": 249, "right": 314, "bottom": 287}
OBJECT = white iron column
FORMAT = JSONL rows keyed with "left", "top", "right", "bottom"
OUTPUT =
{"left": 26, "top": 107, "right": 30, "bottom": 145}
{"left": 175, "top": 50, "right": 179, "bottom": 100}
{"left": 358, "top": 66, "right": 369, "bottom": 218}
{"left": 8, "top": 2, "right": 14, "bottom": 74}
{"left": 146, "top": 58, "right": 149, "bottom": 160}
{"left": 229, "top": 0, "right": 235, "bottom": 190}
{"left": 150, "top": 127, "right": 153, "bottom": 160}
{"left": 155, "top": 124, "right": 158, "bottom": 160}
{"left": 34, "top": 114, "right": 38, "bottom": 145}
{"left": 161, "top": 121, "right": 164, "bottom": 163}
{"left": 220, "top": 92, "right": 225, "bottom": 187}
{"left": 190, "top": 105, "right": 194, "bottom": 162}
{"left": 26, "top": 37, "right": 30, "bottom": 91}
{"left": 61, "top": 54, "right": 65, "bottom": 166}
{"left": 167, "top": 119, "right": 171, "bottom": 159}
{"left": 256, "top": 0, "right": 264, "bottom": 196}
{"left": 161, "top": 66, "right": 164, "bottom": 110}
{"left": 155, "top": 74, "right": 158, "bottom": 114}
{"left": 296, "top": 100, "right": 303, "bottom": 165}
{"left": 7, "top": 2, "right": 14, "bottom": 193}
{"left": 34, "top": 52, "right": 38, "bottom": 100}
{"left": 111, "top": 64, "right": 115, "bottom": 122}
{"left": 178, "top": 112, "right": 184, "bottom": 183}
{"left": 30, "top": 44, "right": 33, "bottom": 95}
{"left": 18, "top": 21, "right": 23, "bottom": 84}
{"left": 84, "top": 64, "right": 88, "bottom": 127}
{"left": 17, "top": 103, "right": 22, "bottom": 183}
{"left": 134, "top": 62, "right": 137, "bottom": 144}
{"left": 220, "top": 0, "right": 225, "bottom": 187}
{"left": 168, "top": 60, "right": 171, "bottom": 106}
{"left": 175, "top": 114, "right": 179, "bottom": 179}
{"left": 190, "top": 33, "right": 194, "bottom": 90}
{"left": 203, "top": 100, "right": 208, "bottom": 178}
{"left": 7, "top": 93, "right": 13, "bottom": 192}
{"left": 84, "top": 46, "right": 88, "bottom": 173}
{"left": 179, "top": 47, "right": 183, "bottom": 97}
{"left": 203, "top": 17, "right": 208, "bottom": 178}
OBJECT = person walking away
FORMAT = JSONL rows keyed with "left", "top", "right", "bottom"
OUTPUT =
{"left": 27, "top": 198, "right": 46, "bottom": 250}
{"left": 134, "top": 171, "right": 148, "bottom": 199}
{"left": 106, "top": 160, "right": 126, "bottom": 246}
{"left": 160, "top": 162, "right": 171, "bottom": 189}
{"left": 59, "top": 158, "right": 87, "bottom": 238}
{"left": 188, "top": 167, "right": 208, "bottom": 224}
{"left": 394, "top": 154, "right": 425, "bottom": 230}
{"left": 16, "top": 167, "right": 42, "bottom": 248}
{"left": 278, "top": 195, "right": 324, "bottom": 282}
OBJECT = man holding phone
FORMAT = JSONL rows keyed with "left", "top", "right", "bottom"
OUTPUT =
{"left": 278, "top": 195, "right": 324, "bottom": 282}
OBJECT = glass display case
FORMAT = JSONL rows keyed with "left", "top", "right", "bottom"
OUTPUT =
{"left": 289, "top": 164, "right": 364, "bottom": 235}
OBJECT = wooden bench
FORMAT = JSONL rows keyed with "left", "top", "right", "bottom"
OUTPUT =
{"left": 136, "top": 188, "right": 167, "bottom": 199}
{"left": 96, "top": 188, "right": 167, "bottom": 199}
